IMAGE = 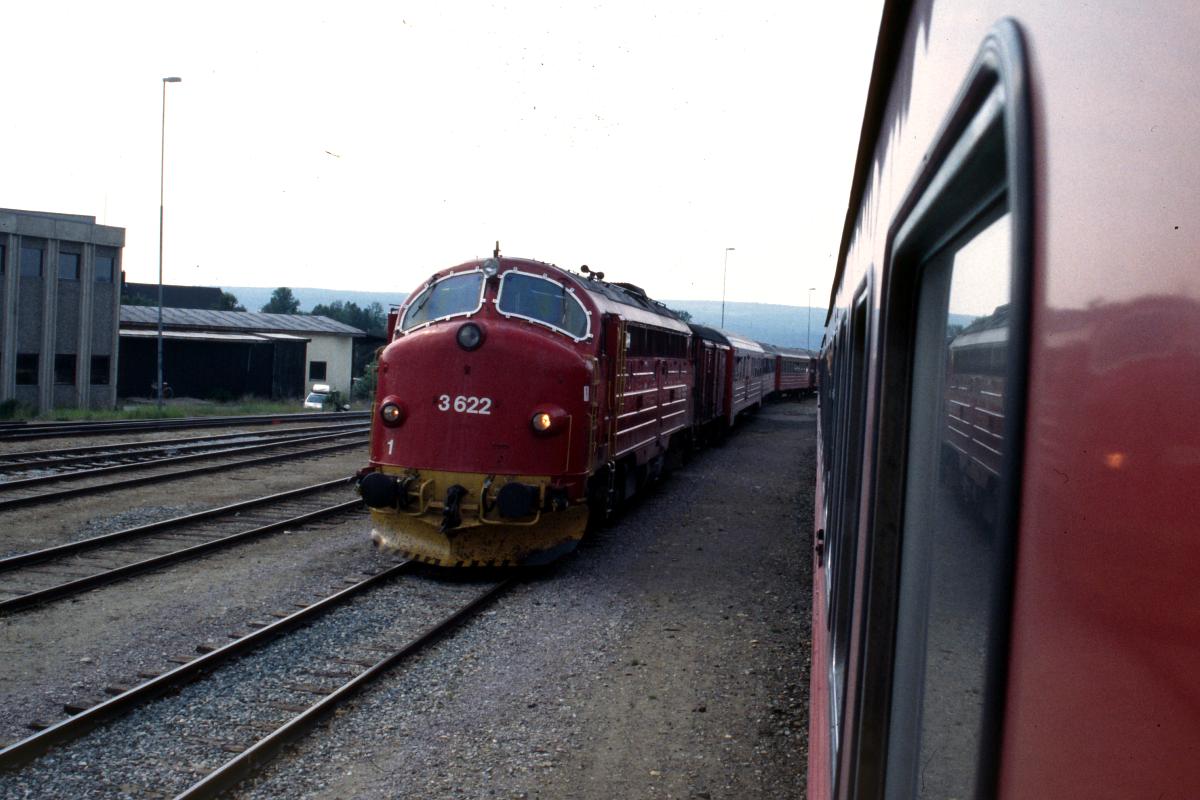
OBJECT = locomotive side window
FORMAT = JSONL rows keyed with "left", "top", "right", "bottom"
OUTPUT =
{"left": 401, "top": 271, "right": 485, "bottom": 332}
{"left": 497, "top": 271, "right": 590, "bottom": 340}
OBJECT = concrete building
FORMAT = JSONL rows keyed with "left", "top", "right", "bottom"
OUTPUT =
{"left": 118, "top": 307, "right": 363, "bottom": 400}
{"left": 0, "top": 208, "right": 124, "bottom": 411}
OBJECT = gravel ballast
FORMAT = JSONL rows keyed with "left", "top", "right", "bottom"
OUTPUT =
{"left": 0, "top": 399, "right": 816, "bottom": 799}
{"left": 243, "top": 399, "right": 817, "bottom": 800}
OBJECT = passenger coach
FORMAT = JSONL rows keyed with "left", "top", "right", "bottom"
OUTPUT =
{"left": 810, "top": 2, "right": 1200, "bottom": 798}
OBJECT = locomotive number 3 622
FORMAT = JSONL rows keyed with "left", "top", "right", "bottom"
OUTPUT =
{"left": 437, "top": 394, "right": 493, "bottom": 415}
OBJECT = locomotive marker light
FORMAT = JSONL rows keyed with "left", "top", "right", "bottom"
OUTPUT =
{"left": 456, "top": 322, "right": 485, "bottom": 351}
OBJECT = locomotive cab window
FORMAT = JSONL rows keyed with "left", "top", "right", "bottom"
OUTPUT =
{"left": 400, "top": 271, "right": 485, "bottom": 332}
{"left": 496, "top": 271, "right": 589, "bottom": 340}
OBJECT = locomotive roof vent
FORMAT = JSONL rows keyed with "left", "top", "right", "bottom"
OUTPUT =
{"left": 614, "top": 281, "right": 647, "bottom": 299}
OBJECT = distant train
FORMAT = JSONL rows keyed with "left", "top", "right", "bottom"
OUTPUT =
{"left": 810, "top": 2, "right": 1200, "bottom": 798}
{"left": 357, "top": 254, "right": 814, "bottom": 566}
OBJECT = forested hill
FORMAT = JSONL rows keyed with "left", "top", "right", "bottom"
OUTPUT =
{"left": 222, "top": 287, "right": 824, "bottom": 350}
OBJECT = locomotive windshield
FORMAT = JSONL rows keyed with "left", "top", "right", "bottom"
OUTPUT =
{"left": 497, "top": 271, "right": 589, "bottom": 339}
{"left": 400, "top": 271, "right": 485, "bottom": 332}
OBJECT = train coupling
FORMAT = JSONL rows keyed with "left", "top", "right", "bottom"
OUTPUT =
{"left": 359, "top": 470, "right": 416, "bottom": 510}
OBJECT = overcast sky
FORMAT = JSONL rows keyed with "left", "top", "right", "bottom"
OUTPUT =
{"left": 2, "top": 1, "right": 881, "bottom": 307}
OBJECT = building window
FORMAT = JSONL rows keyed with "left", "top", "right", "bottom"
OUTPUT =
{"left": 20, "top": 243, "right": 43, "bottom": 278}
{"left": 55, "top": 354, "right": 77, "bottom": 385}
{"left": 90, "top": 355, "right": 111, "bottom": 385}
{"left": 58, "top": 251, "right": 80, "bottom": 281}
{"left": 95, "top": 247, "right": 116, "bottom": 283}
{"left": 16, "top": 354, "right": 38, "bottom": 385}
{"left": 309, "top": 361, "right": 327, "bottom": 381}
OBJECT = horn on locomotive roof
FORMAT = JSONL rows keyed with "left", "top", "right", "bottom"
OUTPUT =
{"left": 580, "top": 264, "right": 605, "bottom": 281}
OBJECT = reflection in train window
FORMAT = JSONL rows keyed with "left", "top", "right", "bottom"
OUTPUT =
{"left": 889, "top": 208, "right": 1011, "bottom": 798}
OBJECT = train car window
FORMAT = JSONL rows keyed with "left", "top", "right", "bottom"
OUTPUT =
{"left": 887, "top": 207, "right": 1011, "bottom": 800}
{"left": 497, "top": 270, "right": 590, "bottom": 340}
{"left": 824, "top": 288, "right": 870, "bottom": 783}
{"left": 853, "top": 21, "right": 1032, "bottom": 800}
{"left": 401, "top": 271, "right": 485, "bottom": 332}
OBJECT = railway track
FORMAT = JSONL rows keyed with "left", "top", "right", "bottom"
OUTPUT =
{"left": 0, "top": 429, "right": 368, "bottom": 512}
{"left": 0, "top": 564, "right": 514, "bottom": 799}
{"left": 0, "top": 478, "right": 362, "bottom": 613}
{"left": 0, "top": 411, "right": 370, "bottom": 442}
{"left": 0, "top": 421, "right": 368, "bottom": 478}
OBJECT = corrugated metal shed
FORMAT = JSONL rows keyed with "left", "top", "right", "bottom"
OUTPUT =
{"left": 120, "top": 306, "right": 363, "bottom": 336}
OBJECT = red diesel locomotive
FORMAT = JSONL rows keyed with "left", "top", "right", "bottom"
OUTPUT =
{"left": 810, "top": 2, "right": 1200, "bottom": 798}
{"left": 358, "top": 254, "right": 779, "bottom": 567}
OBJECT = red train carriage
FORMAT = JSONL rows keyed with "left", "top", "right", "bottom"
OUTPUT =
{"left": 761, "top": 343, "right": 816, "bottom": 397}
{"left": 724, "top": 332, "right": 771, "bottom": 422}
{"left": 810, "top": 3, "right": 1200, "bottom": 798}
{"left": 358, "top": 255, "right": 692, "bottom": 566}
{"left": 686, "top": 324, "right": 732, "bottom": 443}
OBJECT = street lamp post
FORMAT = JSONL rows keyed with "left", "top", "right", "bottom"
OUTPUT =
{"left": 158, "top": 76, "right": 182, "bottom": 410}
{"left": 721, "top": 247, "right": 735, "bottom": 328}
{"left": 807, "top": 287, "right": 816, "bottom": 351}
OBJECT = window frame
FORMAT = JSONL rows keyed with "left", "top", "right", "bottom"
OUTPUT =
{"left": 54, "top": 354, "right": 77, "bottom": 385}
{"left": 844, "top": 19, "right": 1034, "bottom": 799}
{"left": 58, "top": 248, "right": 81, "bottom": 281}
{"left": 494, "top": 268, "right": 593, "bottom": 342}
{"left": 90, "top": 355, "right": 111, "bottom": 385}
{"left": 19, "top": 241, "right": 44, "bottom": 278}
{"left": 15, "top": 354, "right": 38, "bottom": 385}
{"left": 94, "top": 247, "right": 117, "bottom": 283}
{"left": 398, "top": 268, "right": 486, "bottom": 335}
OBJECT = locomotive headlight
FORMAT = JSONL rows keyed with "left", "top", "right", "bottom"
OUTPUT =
{"left": 457, "top": 322, "right": 485, "bottom": 351}
{"left": 482, "top": 258, "right": 500, "bottom": 278}
{"left": 530, "top": 405, "right": 567, "bottom": 435}
{"left": 379, "top": 396, "right": 405, "bottom": 427}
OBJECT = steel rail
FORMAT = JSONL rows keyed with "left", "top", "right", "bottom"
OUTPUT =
{"left": 0, "top": 477, "right": 354, "bottom": 572}
{"left": 173, "top": 578, "right": 515, "bottom": 800}
{"left": 0, "top": 410, "right": 369, "bottom": 439}
{"left": 0, "top": 422, "right": 369, "bottom": 470}
{"left": 0, "top": 427, "right": 369, "bottom": 492}
{"left": 0, "top": 561, "right": 416, "bottom": 771}
{"left": 0, "top": 438, "right": 366, "bottom": 513}
{"left": 0, "top": 498, "right": 364, "bottom": 614}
